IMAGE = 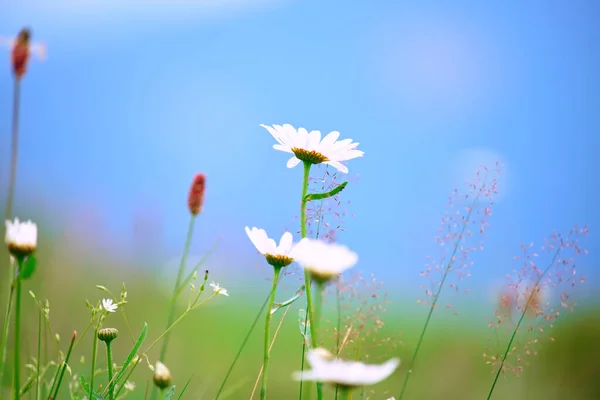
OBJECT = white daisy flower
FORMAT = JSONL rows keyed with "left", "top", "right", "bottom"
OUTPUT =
{"left": 293, "top": 347, "right": 400, "bottom": 387}
{"left": 245, "top": 227, "right": 296, "bottom": 269}
{"left": 210, "top": 282, "right": 229, "bottom": 296}
{"left": 124, "top": 381, "right": 136, "bottom": 391}
{"left": 101, "top": 298, "right": 118, "bottom": 313}
{"left": 292, "top": 238, "right": 358, "bottom": 282}
{"left": 5, "top": 218, "right": 37, "bottom": 257}
{"left": 260, "top": 124, "right": 364, "bottom": 173}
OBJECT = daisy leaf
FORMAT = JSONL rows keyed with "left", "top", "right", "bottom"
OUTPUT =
{"left": 304, "top": 181, "right": 348, "bottom": 202}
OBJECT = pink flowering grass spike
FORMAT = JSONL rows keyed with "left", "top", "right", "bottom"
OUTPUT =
{"left": 318, "top": 272, "right": 401, "bottom": 400}
{"left": 398, "top": 162, "right": 502, "bottom": 400}
{"left": 418, "top": 163, "right": 502, "bottom": 313}
{"left": 484, "top": 225, "right": 589, "bottom": 397}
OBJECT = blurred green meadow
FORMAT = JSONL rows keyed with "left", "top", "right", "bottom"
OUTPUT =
{"left": 0, "top": 214, "right": 598, "bottom": 400}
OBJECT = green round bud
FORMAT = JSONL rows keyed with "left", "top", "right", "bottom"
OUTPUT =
{"left": 153, "top": 361, "right": 172, "bottom": 390}
{"left": 97, "top": 328, "right": 119, "bottom": 343}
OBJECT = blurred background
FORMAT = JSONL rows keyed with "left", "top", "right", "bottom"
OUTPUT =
{"left": 0, "top": 0, "right": 598, "bottom": 398}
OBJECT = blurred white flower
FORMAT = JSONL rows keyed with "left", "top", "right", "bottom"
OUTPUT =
{"left": 210, "top": 282, "right": 229, "bottom": 297}
{"left": 101, "top": 298, "right": 118, "bottom": 313}
{"left": 245, "top": 227, "right": 296, "bottom": 268}
{"left": 124, "top": 381, "right": 135, "bottom": 391}
{"left": 293, "top": 347, "right": 400, "bottom": 387}
{"left": 293, "top": 238, "right": 358, "bottom": 282}
{"left": 261, "top": 124, "right": 364, "bottom": 173}
{"left": 5, "top": 218, "right": 37, "bottom": 257}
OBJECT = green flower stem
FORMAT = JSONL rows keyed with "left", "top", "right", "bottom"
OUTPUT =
{"left": 159, "top": 214, "right": 196, "bottom": 363}
{"left": 337, "top": 386, "right": 351, "bottom": 400}
{"left": 0, "top": 260, "right": 16, "bottom": 384}
{"left": 334, "top": 283, "right": 342, "bottom": 400}
{"left": 35, "top": 307, "right": 42, "bottom": 400}
{"left": 90, "top": 329, "right": 99, "bottom": 399}
{"left": 298, "top": 161, "right": 315, "bottom": 400}
{"left": 106, "top": 342, "right": 115, "bottom": 400}
{"left": 13, "top": 259, "right": 23, "bottom": 400}
{"left": 312, "top": 282, "right": 325, "bottom": 399}
{"left": 397, "top": 197, "right": 478, "bottom": 400}
{"left": 485, "top": 247, "right": 562, "bottom": 400}
{"left": 260, "top": 268, "right": 281, "bottom": 400}
{"left": 215, "top": 292, "right": 270, "bottom": 400}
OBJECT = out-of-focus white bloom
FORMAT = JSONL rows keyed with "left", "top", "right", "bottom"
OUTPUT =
{"left": 293, "top": 238, "right": 358, "bottom": 282}
{"left": 261, "top": 124, "right": 364, "bottom": 173}
{"left": 101, "top": 298, "right": 118, "bottom": 313}
{"left": 293, "top": 347, "right": 400, "bottom": 387}
{"left": 210, "top": 282, "right": 229, "bottom": 297}
{"left": 124, "top": 381, "right": 135, "bottom": 391}
{"left": 245, "top": 227, "right": 296, "bottom": 268}
{"left": 5, "top": 218, "right": 37, "bottom": 257}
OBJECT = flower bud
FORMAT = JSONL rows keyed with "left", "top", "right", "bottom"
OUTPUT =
{"left": 153, "top": 361, "right": 172, "bottom": 390}
{"left": 187, "top": 173, "right": 206, "bottom": 215}
{"left": 12, "top": 28, "right": 31, "bottom": 79}
{"left": 97, "top": 328, "right": 119, "bottom": 343}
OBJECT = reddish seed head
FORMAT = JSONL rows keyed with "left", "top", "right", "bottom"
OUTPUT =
{"left": 188, "top": 173, "right": 206, "bottom": 215}
{"left": 11, "top": 28, "right": 32, "bottom": 79}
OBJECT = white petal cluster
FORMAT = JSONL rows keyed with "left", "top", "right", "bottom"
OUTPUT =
{"left": 261, "top": 124, "right": 364, "bottom": 173}
{"left": 5, "top": 218, "right": 37, "bottom": 255}
{"left": 210, "top": 282, "right": 229, "bottom": 296}
{"left": 101, "top": 298, "right": 118, "bottom": 313}
{"left": 293, "top": 348, "right": 400, "bottom": 387}
{"left": 245, "top": 227, "right": 294, "bottom": 257}
{"left": 293, "top": 238, "right": 358, "bottom": 282}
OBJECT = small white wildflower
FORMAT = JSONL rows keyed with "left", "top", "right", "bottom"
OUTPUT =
{"left": 101, "top": 298, "right": 118, "bottom": 313}
{"left": 210, "top": 282, "right": 229, "bottom": 297}
{"left": 292, "top": 238, "right": 358, "bottom": 282}
{"left": 293, "top": 347, "right": 400, "bottom": 387}
{"left": 5, "top": 218, "right": 37, "bottom": 257}
{"left": 124, "top": 381, "right": 135, "bottom": 391}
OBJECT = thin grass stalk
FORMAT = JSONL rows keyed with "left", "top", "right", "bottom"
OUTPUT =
{"left": 215, "top": 293, "right": 270, "bottom": 400}
{"left": 397, "top": 195, "right": 480, "bottom": 399}
{"left": 260, "top": 268, "right": 281, "bottom": 399}
{"left": 35, "top": 306, "right": 42, "bottom": 400}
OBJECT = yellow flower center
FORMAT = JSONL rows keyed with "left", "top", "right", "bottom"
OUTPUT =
{"left": 265, "top": 254, "right": 293, "bottom": 269}
{"left": 291, "top": 148, "right": 329, "bottom": 165}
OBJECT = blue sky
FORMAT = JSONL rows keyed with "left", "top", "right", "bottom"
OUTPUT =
{"left": 0, "top": 1, "right": 598, "bottom": 305}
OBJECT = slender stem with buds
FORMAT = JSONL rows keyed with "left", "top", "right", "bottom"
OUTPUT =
{"left": 398, "top": 197, "right": 479, "bottom": 400}
{"left": 49, "top": 331, "right": 77, "bottom": 400}
{"left": 485, "top": 247, "right": 562, "bottom": 400}
{"left": 260, "top": 268, "right": 281, "bottom": 400}
{"left": 160, "top": 215, "right": 196, "bottom": 363}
